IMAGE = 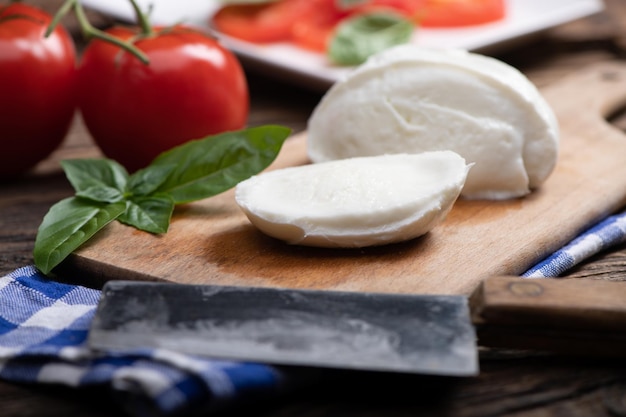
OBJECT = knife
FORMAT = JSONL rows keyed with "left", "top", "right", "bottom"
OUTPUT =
{"left": 87, "top": 276, "right": 626, "bottom": 377}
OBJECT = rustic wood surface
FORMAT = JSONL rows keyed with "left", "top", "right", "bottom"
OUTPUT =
{"left": 2, "top": 0, "right": 626, "bottom": 416}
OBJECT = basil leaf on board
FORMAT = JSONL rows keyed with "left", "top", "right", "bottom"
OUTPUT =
{"left": 33, "top": 197, "right": 126, "bottom": 275}
{"left": 76, "top": 185, "right": 125, "bottom": 203}
{"left": 152, "top": 125, "right": 291, "bottom": 203}
{"left": 118, "top": 194, "right": 175, "bottom": 234}
{"left": 127, "top": 163, "right": 178, "bottom": 196}
{"left": 33, "top": 125, "right": 291, "bottom": 275}
{"left": 61, "top": 159, "right": 129, "bottom": 194}
{"left": 328, "top": 13, "right": 414, "bottom": 66}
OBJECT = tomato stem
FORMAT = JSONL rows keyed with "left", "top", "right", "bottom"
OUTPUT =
{"left": 128, "top": 0, "right": 153, "bottom": 36}
{"left": 76, "top": 2, "right": 150, "bottom": 64}
{"left": 45, "top": 0, "right": 74, "bottom": 37}
{"left": 47, "top": 0, "right": 150, "bottom": 65}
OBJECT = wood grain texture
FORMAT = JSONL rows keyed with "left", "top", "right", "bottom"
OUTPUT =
{"left": 64, "top": 61, "right": 626, "bottom": 296}
{"left": 469, "top": 276, "right": 626, "bottom": 356}
{"left": 472, "top": 276, "right": 626, "bottom": 331}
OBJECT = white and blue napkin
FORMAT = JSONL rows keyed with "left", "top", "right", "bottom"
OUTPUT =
{"left": 0, "top": 265, "right": 286, "bottom": 417}
{"left": 2, "top": 210, "right": 626, "bottom": 416}
{"left": 523, "top": 211, "right": 626, "bottom": 277}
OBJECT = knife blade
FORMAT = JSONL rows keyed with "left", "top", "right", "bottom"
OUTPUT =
{"left": 88, "top": 281, "right": 479, "bottom": 377}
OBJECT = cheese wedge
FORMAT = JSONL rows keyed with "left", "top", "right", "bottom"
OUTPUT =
{"left": 307, "top": 45, "right": 559, "bottom": 200}
{"left": 235, "top": 151, "right": 470, "bottom": 247}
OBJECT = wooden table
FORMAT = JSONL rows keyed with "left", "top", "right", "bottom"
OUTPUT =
{"left": 2, "top": 1, "right": 626, "bottom": 415}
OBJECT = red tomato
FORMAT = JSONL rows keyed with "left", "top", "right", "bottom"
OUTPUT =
{"left": 78, "top": 26, "right": 249, "bottom": 172}
{"left": 0, "top": 3, "right": 76, "bottom": 179}
{"left": 417, "top": 0, "right": 506, "bottom": 27}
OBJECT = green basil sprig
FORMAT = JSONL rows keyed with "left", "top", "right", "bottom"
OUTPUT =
{"left": 328, "top": 12, "right": 414, "bottom": 66}
{"left": 34, "top": 125, "right": 291, "bottom": 275}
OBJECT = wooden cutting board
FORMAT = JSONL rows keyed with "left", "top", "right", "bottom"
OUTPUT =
{"left": 64, "top": 61, "right": 626, "bottom": 296}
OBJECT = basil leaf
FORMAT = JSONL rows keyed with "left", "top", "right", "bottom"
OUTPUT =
{"left": 33, "top": 197, "right": 126, "bottom": 274}
{"left": 76, "top": 185, "right": 125, "bottom": 203}
{"left": 118, "top": 194, "right": 175, "bottom": 234}
{"left": 127, "top": 163, "right": 178, "bottom": 196}
{"left": 61, "top": 159, "right": 129, "bottom": 194}
{"left": 328, "top": 13, "right": 414, "bottom": 66}
{"left": 152, "top": 125, "right": 291, "bottom": 204}
{"left": 33, "top": 125, "right": 292, "bottom": 276}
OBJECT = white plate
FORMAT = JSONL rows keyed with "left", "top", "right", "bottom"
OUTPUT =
{"left": 80, "top": 0, "right": 604, "bottom": 90}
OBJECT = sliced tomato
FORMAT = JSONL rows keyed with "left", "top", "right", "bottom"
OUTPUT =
{"left": 351, "top": 0, "right": 427, "bottom": 17}
{"left": 212, "top": 0, "right": 506, "bottom": 50}
{"left": 211, "top": 0, "right": 315, "bottom": 43}
{"left": 352, "top": 0, "right": 504, "bottom": 27}
{"left": 417, "top": 0, "right": 506, "bottom": 27}
{"left": 292, "top": 0, "right": 349, "bottom": 52}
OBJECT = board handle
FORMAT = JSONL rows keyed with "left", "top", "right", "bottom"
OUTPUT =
{"left": 542, "top": 61, "right": 626, "bottom": 122}
{"left": 470, "top": 276, "right": 626, "bottom": 356}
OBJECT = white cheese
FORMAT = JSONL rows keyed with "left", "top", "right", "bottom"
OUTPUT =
{"left": 307, "top": 45, "right": 559, "bottom": 200}
{"left": 235, "top": 151, "right": 470, "bottom": 248}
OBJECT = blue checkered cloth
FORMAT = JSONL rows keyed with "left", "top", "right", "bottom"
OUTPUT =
{"left": 523, "top": 211, "right": 626, "bottom": 278}
{"left": 0, "top": 265, "right": 286, "bottom": 417}
{"left": 2, "top": 211, "right": 626, "bottom": 416}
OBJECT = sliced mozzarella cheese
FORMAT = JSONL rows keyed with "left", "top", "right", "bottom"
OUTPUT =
{"left": 235, "top": 151, "right": 470, "bottom": 248}
{"left": 307, "top": 45, "right": 559, "bottom": 200}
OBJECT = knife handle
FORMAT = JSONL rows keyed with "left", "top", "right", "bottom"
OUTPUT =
{"left": 469, "top": 276, "right": 626, "bottom": 356}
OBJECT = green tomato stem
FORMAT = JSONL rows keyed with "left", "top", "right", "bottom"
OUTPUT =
{"left": 47, "top": 0, "right": 150, "bottom": 65}
{"left": 44, "top": 0, "right": 75, "bottom": 38}
{"left": 75, "top": 2, "right": 150, "bottom": 64}
{"left": 128, "top": 0, "right": 153, "bottom": 36}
